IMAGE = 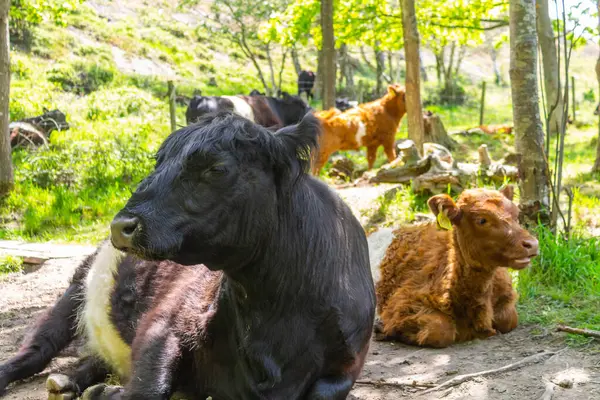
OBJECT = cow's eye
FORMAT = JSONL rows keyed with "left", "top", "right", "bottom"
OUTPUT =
{"left": 206, "top": 165, "right": 228, "bottom": 177}
{"left": 479, "top": 218, "right": 487, "bottom": 225}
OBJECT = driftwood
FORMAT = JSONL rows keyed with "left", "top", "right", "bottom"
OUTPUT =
{"left": 557, "top": 325, "right": 600, "bottom": 339}
{"left": 420, "top": 351, "right": 556, "bottom": 395}
{"left": 370, "top": 141, "right": 518, "bottom": 194}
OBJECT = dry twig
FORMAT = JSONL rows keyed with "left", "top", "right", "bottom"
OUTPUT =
{"left": 420, "top": 351, "right": 555, "bottom": 395}
{"left": 557, "top": 325, "right": 600, "bottom": 339}
{"left": 355, "top": 379, "right": 434, "bottom": 389}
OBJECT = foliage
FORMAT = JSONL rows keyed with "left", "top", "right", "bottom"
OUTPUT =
{"left": 0, "top": 255, "right": 23, "bottom": 274}
{"left": 264, "top": 0, "right": 507, "bottom": 51}
{"left": 48, "top": 61, "right": 116, "bottom": 94}
{"left": 10, "top": 0, "right": 83, "bottom": 40}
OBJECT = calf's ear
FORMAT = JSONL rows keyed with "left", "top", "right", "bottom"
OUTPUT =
{"left": 499, "top": 184, "right": 515, "bottom": 201}
{"left": 428, "top": 194, "right": 462, "bottom": 224}
{"left": 273, "top": 112, "right": 321, "bottom": 183}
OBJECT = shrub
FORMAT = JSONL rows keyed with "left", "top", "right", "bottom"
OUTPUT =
{"left": 0, "top": 255, "right": 23, "bottom": 274}
{"left": 48, "top": 61, "right": 116, "bottom": 94}
{"left": 85, "top": 87, "right": 161, "bottom": 120}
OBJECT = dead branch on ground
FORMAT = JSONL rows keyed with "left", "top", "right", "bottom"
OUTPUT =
{"left": 355, "top": 379, "right": 435, "bottom": 389}
{"left": 557, "top": 325, "right": 600, "bottom": 339}
{"left": 420, "top": 351, "right": 556, "bottom": 395}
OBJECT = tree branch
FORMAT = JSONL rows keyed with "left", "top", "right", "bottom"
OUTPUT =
{"left": 421, "top": 351, "right": 556, "bottom": 395}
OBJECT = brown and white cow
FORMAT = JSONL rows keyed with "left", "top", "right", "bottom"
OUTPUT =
{"left": 313, "top": 84, "right": 406, "bottom": 173}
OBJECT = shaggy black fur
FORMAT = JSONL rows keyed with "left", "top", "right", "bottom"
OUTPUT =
{"left": 0, "top": 112, "right": 375, "bottom": 400}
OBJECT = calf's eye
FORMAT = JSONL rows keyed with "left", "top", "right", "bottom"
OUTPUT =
{"left": 479, "top": 218, "right": 487, "bottom": 225}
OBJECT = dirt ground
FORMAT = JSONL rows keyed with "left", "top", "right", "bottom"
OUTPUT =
{"left": 1, "top": 186, "right": 600, "bottom": 399}
{"left": 1, "top": 252, "right": 599, "bottom": 399}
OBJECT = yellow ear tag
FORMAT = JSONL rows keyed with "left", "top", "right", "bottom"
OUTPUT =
{"left": 437, "top": 211, "right": 453, "bottom": 230}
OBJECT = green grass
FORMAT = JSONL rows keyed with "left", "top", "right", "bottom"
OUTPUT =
{"left": 515, "top": 225, "right": 600, "bottom": 339}
{"left": 0, "top": 255, "right": 24, "bottom": 274}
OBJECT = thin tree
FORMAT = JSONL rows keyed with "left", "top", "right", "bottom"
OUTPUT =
{"left": 537, "top": 0, "right": 563, "bottom": 134}
{"left": 509, "top": 0, "right": 549, "bottom": 224}
{"left": 400, "top": 0, "right": 425, "bottom": 152}
{"left": 320, "top": 0, "right": 335, "bottom": 109}
{"left": 594, "top": 0, "right": 600, "bottom": 172}
{"left": 0, "top": 0, "right": 13, "bottom": 196}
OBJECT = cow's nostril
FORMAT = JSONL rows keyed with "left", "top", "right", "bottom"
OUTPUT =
{"left": 110, "top": 216, "right": 140, "bottom": 249}
{"left": 521, "top": 238, "right": 539, "bottom": 253}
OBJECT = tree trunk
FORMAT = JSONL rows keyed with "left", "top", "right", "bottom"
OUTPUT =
{"left": 537, "top": 0, "right": 563, "bottom": 134}
{"left": 277, "top": 48, "right": 288, "bottom": 94}
{"left": 594, "top": 0, "right": 600, "bottom": 172}
{"left": 453, "top": 46, "right": 466, "bottom": 81}
{"left": 400, "top": 0, "right": 425, "bottom": 152}
{"left": 320, "top": 0, "right": 336, "bottom": 109}
{"left": 444, "top": 42, "right": 456, "bottom": 92}
{"left": 0, "top": 0, "right": 13, "bottom": 197}
{"left": 388, "top": 51, "right": 394, "bottom": 83}
{"left": 419, "top": 50, "right": 428, "bottom": 82}
{"left": 510, "top": 0, "right": 549, "bottom": 224}
{"left": 375, "top": 43, "right": 385, "bottom": 96}
{"left": 314, "top": 49, "right": 323, "bottom": 101}
{"left": 291, "top": 46, "right": 302, "bottom": 76}
{"left": 338, "top": 43, "right": 355, "bottom": 96}
{"left": 490, "top": 45, "right": 502, "bottom": 85}
{"left": 435, "top": 49, "right": 444, "bottom": 87}
{"left": 265, "top": 43, "right": 278, "bottom": 96}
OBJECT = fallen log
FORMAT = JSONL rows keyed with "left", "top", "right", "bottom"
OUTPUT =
{"left": 370, "top": 140, "right": 518, "bottom": 193}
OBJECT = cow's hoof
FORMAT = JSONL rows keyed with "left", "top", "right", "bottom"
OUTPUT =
{"left": 46, "top": 374, "right": 78, "bottom": 400}
{"left": 81, "top": 383, "right": 124, "bottom": 400}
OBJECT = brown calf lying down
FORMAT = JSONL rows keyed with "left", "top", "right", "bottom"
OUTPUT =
{"left": 313, "top": 84, "right": 406, "bottom": 173}
{"left": 375, "top": 186, "right": 539, "bottom": 348}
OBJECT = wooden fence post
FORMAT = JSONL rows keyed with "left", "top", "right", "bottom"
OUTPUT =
{"left": 168, "top": 80, "right": 177, "bottom": 132}
{"left": 571, "top": 76, "right": 576, "bottom": 122}
{"left": 479, "top": 81, "right": 486, "bottom": 126}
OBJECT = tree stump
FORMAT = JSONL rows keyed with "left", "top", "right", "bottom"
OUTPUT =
{"left": 423, "top": 111, "right": 456, "bottom": 150}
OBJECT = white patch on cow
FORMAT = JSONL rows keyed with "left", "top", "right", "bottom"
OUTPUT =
{"left": 223, "top": 96, "right": 255, "bottom": 121}
{"left": 79, "top": 242, "right": 132, "bottom": 379}
{"left": 355, "top": 122, "right": 367, "bottom": 146}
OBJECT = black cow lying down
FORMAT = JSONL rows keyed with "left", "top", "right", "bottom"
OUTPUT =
{"left": 0, "top": 112, "right": 376, "bottom": 399}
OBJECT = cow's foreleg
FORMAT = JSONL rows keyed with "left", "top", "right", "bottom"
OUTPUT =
{"left": 47, "top": 355, "right": 110, "bottom": 399}
{"left": 82, "top": 320, "right": 181, "bottom": 400}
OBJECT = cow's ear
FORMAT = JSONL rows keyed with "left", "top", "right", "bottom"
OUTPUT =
{"left": 428, "top": 194, "right": 462, "bottom": 226}
{"left": 499, "top": 184, "right": 515, "bottom": 201}
{"left": 272, "top": 112, "right": 321, "bottom": 184}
